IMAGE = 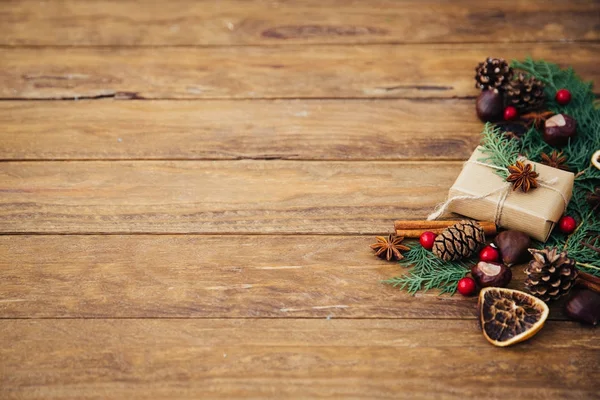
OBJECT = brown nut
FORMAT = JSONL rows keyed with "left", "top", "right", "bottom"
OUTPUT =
{"left": 565, "top": 289, "right": 600, "bottom": 326}
{"left": 476, "top": 90, "right": 504, "bottom": 122}
{"left": 471, "top": 261, "right": 512, "bottom": 288}
{"left": 544, "top": 114, "right": 576, "bottom": 147}
{"left": 493, "top": 230, "right": 532, "bottom": 266}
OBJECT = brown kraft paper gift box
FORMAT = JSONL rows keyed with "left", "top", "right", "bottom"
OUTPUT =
{"left": 440, "top": 147, "right": 575, "bottom": 242}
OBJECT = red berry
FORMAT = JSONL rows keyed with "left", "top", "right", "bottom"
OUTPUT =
{"left": 555, "top": 89, "right": 571, "bottom": 105}
{"left": 503, "top": 106, "right": 518, "bottom": 121}
{"left": 479, "top": 245, "right": 500, "bottom": 262}
{"left": 420, "top": 231, "right": 437, "bottom": 250}
{"left": 457, "top": 277, "right": 477, "bottom": 296}
{"left": 559, "top": 215, "right": 577, "bottom": 234}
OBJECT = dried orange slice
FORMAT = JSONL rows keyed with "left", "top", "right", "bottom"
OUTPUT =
{"left": 478, "top": 287, "right": 549, "bottom": 347}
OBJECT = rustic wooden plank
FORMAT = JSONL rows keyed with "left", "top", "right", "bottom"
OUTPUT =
{"left": 1, "top": 0, "right": 598, "bottom": 46}
{"left": 0, "top": 99, "right": 480, "bottom": 161}
{"left": 1, "top": 319, "right": 597, "bottom": 399}
{"left": 0, "top": 235, "right": 565, "bottom": 320}
{"left": 0, "top": 160, "right": 460, "bottom": 234}
{"left": 2, "top": 43, "right": 598, "bottom": 99}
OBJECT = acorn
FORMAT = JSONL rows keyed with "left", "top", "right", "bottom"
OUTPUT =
{"left": 493, "top": 230, "right": 532, "bottom": 266}
{"left": 544, "top": 114, "right": 577, "bottom": 147}
{"left": 476, "top": 90, "right": 504, "bottom": 122}
{"left": 471, "top": 261, "right": 512, "bottom": 288}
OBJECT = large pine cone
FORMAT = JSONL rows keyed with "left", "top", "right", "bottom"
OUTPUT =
{"left": 525, "top": 248, "right": 578, "bottom": 302}
{"left": 432, "top": 220, "right": 486, "bottom": 261}
{"left": 506, "top": 73, "right": 546, "bottom": 112}
{"left": 475, "top": 57, "right": 513, "bottom": 91}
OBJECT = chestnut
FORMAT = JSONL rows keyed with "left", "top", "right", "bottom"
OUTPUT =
{"left": 565, "top": 289, "right": 600, "bottom": 326}
{"left": 471, "top": 261, "right": 512, "bottom": 288}
{"left": 493, "top": 230, "right": 532, "bottom": 266}
{"left": 544, "top": 114, "right": 576, "bottom": 147}
{"left": 476, "top": 90, "right": 504, "bottom": 122}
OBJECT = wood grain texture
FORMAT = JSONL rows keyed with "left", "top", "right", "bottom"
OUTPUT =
{"left": 0, "top": 99, "right": 480, "bottom": 161}
{"left": 2, "top": 43, "right": 599, "bottom": 99}
{"left": 1, "top": 319, "right": 598, "bottom": 399}
{"left": 2, "top": 0, "right": 598, "bottom": 46}
{"left": 0, "top": 160, "right": 459, "bottom": 234}
{"left": 0, "top": 235, "right": 568, "bottom": 320}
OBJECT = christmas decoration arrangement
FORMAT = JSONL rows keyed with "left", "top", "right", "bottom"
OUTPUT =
{"left": 372, "top": 57, "right": 600, "bottom": 347}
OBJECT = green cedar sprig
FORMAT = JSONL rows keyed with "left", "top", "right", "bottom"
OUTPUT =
{"left": 479, "top": 123, "right": 522, "bottom": 179}
{"left": 383, "top": 244, "right": 471, "bottom": 295}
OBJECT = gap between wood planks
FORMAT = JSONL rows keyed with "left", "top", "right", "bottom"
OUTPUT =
{"left": 0, "top": 158, "right": 470, "bottom": 162}
{"left": 0, "top": 316, "right": 579, "bottom": 322}
{"left": 0, "top": 40, "right": 598, "bottom": 49}
{"left": 0, "top": 95, "right": 478, "bottom": 101}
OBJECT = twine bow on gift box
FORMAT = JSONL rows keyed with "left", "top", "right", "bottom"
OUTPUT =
{"left": 427, "top": 158, "right": 569, "bottom": 226}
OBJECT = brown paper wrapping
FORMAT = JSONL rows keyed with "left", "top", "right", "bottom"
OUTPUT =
{"left": 445, "top": 147, "right": 574, "bottom": 242}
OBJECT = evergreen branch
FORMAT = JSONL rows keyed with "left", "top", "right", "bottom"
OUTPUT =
{"left": 478, "top": 123, "right": 520, "bottom": 178}
{"left": 384, "top": 244, "right": 471, "bottom": 295}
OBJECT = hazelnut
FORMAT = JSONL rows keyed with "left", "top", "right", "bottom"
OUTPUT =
{"left": 476, "top": 90, "right": 504, "bottom": 122}
{"left": 544, "top": 114, "right": 577, "bottom": 147}
{"left": 565, "top": 289, "right": 600, "bottom": 326}
{"left": 471, "top": 261, "right": 512, "bottom": 288}
{"left": 493, "top": 230, "right": 532, "bottom": 266}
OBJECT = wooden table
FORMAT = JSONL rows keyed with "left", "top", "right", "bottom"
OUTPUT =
{"left": 1, "top": 1, "right": 599, "bottom": 398}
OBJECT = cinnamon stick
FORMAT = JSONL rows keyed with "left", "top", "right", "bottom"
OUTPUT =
{"left": 577, "top": 271, "right": 600, "bottom": 294}
{"left": 395, "top": 220, "right": 497, "bottom": 238}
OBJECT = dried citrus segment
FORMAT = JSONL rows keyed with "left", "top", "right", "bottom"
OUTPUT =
{"left": 478, "top": 287, "right": 549, "bottom": 347}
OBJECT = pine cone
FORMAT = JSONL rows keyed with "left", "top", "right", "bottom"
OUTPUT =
{"left": 432, "top": 220, "right": 486, "bottom": 261}
{"left": 475, "top": 57, "right": 513, "bottom": 91}
{"left": 525, "top": 248, "right": 578, "bottom": 302}
{"left": 506, "top": 73, "right": 546, "bottom": 112}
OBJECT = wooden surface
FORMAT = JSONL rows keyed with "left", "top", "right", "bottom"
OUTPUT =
{"left": 2, "top": 0, "right": 598, "bottom": 45}
{"left": 0, "top": 235, "right": 571, "bottom": 320}
{"left": 0, "top": 100, "right": 481, "bottom": 160}
{"left": 1, "top": 1, "right": 599, "bottom": 399}
{"left": 3, "top": 44, "right": 600, "bottom": 99}
{"left": 1, "top": 320, "right": 598, "bottom": 399}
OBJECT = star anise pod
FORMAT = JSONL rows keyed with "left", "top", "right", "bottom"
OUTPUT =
{"left": 506, "top": 161, "right": 539, "bottom": 193}
{"left": 370, "top": 234, "right": 410, "bottom": 261}
{"left": 587, "top": 187, "right": 600, "bottom": 213}
{"left": 521, "top": 110, "right": 554, "bottom": 130}
{"left": 540, "top": 150, "right": 569, "bottom": 171}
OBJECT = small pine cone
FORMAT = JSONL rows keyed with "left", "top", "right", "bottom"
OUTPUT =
{"left": 525, "top": 248, "right": 578, "bottom": 302}
{"left": 432, "top": 220, "right": 486, "bottom": 261}
{"left": 506, "top": 73, "right": 546, "bottom": 112}
{"left": 475, "top": 57, "right": 513, "bottom": 91}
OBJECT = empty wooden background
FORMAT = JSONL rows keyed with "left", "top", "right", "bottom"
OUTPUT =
{"left": 1, "top": 1, "right": 599, "bottom": 398}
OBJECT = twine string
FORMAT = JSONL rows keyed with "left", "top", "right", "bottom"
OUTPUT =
{"left": 427, "top": 160, "right": 568, "bottom": 223}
